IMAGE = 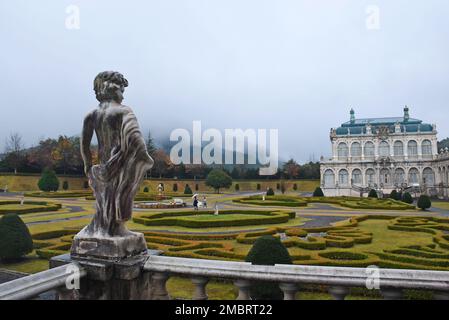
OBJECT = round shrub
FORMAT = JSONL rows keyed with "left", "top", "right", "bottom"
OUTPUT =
{"left": 143, "top": 186, "right": 149, "bottom": 193}
{"left": 403, "top": 192, "right": 413, "bottom": 204}
{"left": 266, "top": 188, "right": 275, "bottom": 196}
{"left": 368, "top": 189, "right": 378, "bottom": 198}
{"left": 0, "top": 214, "right": 33, "bottom": 261}
{"left": 235, "top": 184, "right": 240, "bottom": 191}
{"left": 313, "top": 187, "right": 324, "bottom": 197}
{"left": 173, "top": 183, "right": 178, "bottom": 192}
{"left": 417, "top": 195, "right": 431, "bottom": 211}
{"left": 62, "top": 181, "right": 69, "bottom": 191}
{"left": 184, "top": 184, "right": 193, "bottom": 195}
{"left": 389, "top": 190, "right": 398, "bottom": 200}
{"left": 38, "top": 168, "right": 59, "bottom": 192}
{"left": 245, "top": 236, "right": 292, "bottom": 300}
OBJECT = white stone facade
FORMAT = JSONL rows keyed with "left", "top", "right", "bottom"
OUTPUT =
{"left": 320, "top": 109, "right": 449, "bottom": 198}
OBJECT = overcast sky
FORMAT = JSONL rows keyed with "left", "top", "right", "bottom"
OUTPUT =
{"left": 1, "top": 1, "right": 448, "bottom": 162}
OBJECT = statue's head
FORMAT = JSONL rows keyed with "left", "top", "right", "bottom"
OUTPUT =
{"left": 93, "top": 71, "right": 128, "bottom": 103}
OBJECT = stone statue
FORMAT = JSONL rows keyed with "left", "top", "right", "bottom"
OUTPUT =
{"left": 71, "top": 71, "right": 154, "bottom": 260}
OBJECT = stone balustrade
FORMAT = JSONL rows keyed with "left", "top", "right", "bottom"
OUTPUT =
{"left": 143, "top": 255, "right": 449, "bottom": 300}
{"left": 1, "top": 254, "right": 449, "bottom": 300}
{"left": 0, "top": 263, "right": 86, "bottom": 300}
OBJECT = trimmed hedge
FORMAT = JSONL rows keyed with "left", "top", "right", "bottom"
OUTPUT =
{"left": 0, "top": 200, "right": 62, "bottom": 215}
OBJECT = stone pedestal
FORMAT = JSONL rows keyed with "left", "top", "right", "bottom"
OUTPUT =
{"left": 70, "top": 228, "right": 147, "bottom": 261}
{"left": 50, "top": 250, "right": 160, "bottom": 300}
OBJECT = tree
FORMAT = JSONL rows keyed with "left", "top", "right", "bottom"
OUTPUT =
{"left": 38, "top": 168, "right": 60, "bottom": 192}
{"left": 152, "top": 149, "right": 173, "bottom": 178}
{"left": 266, "top": 187, "right": 275, "bottom": 196}
{"left": 313, "top": 187, "right": 324, "bottom": 197}
{"left": 146, "top": 129, "right": 157, "bottom": 156}
{"left": 417, "top": 195, "right": 431, "bottom": 211}
{"left": 0, "top": 214, "right": 33, "bottom": 261}
{"left": 245, "top": 236, "right": 292, "bottom": 299}
{"left": 368, "top": 189, "right": 378, "bottom": 198}
{"left": 184, "top": 184, "right": 193, "bottom": 195}
{"left": 283, "top": 159, "right": 300, "bottom": 179}
{"left": 4, "top": 132, "right": 25, "bottom": 174}
{"left": 403, "top": 192, "right": 413, "bottom": 204}
{"left": 205, "top": 169, "right": 232, "bottom": 193}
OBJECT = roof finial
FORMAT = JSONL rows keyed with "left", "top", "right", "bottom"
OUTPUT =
{"left": 404, "top": 105, "right": 410, "bottom": 122}
{"left": 350, "top": 108, "right": 355, "bottom": 124}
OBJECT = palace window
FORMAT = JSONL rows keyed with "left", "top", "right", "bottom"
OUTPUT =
{"left": 339, "top": 169, "right": 349, "bottom": 186}
{"left": 380, "top": 168, "right": 391, "bottom": 185}
{"left": 394, "top": 168, "right": 405, "bottom": 185}
{"left": 364, "top": 142, "right": 375, "bottom": 158}
{"left": 323, "top": 170, "right": 335, "bottom": 188}
{"left": 422, "top": 140, "right": 432, "bottom": 156}
{"left": 408, "top": 168, "right": 419, "bottom": 184}
{"left": 352, "top": 169, "right": 362, "bottom": 185}
{"left": 365, "top": 169, "right": 375, "bottom": 186}
{"left": 351, "top": 142, "right": 362, "bottom": 157}
{"left": 393, "top": 141, "right": 404, "bottom": 156}
{"left": 422, "top": 168, "right": 435, "bottom": 185}
{"left": 337, "top": 143, "right": 349, "bottom": 160}
{"left": 408, "top": 141, "right": 418, "bottom": 156}
{"left": 379, "top": 141, "right": 390, "bottom": 157}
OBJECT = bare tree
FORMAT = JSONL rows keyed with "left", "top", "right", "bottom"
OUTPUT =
{"left": 5, "top": 132, "right": 24, "bottom": 174}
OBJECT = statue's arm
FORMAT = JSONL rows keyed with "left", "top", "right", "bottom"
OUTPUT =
{"left": 81, "top": 112, "right": 94, "bottom": 176}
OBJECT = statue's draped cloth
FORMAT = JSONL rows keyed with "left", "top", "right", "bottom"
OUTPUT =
{"left": 86, "top": 111, "right": 152, "bottom": 236}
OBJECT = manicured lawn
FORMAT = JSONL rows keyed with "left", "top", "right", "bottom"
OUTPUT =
{"left": 433, "top": 201, "right": 449, "bottom": 210}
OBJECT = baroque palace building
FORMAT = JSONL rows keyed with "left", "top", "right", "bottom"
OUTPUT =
{"left": 320, "top": 107, "right": 449, "bottom": 198}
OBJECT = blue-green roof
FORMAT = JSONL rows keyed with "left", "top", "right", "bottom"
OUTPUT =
{"left": 335, "top": 116, "right": 433, "bottom": 136}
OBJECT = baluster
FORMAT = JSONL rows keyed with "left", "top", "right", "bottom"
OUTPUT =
{"left": 191, "top": 277, "right": 209, "bottom": 300}
{"left": 381, "top": 288, "right": 403, "bottom": 300}
{"left": 328, "top": 286, "right": 350, "bottom": 300}
{"left": 234, "top": 280, "right": 251, "bottom": 300}
{"left": 433, "top": 291, "right": 449, "bottom": 300}
{"left": 279, "top": 283, "right": 299, "bottom": 300}
{"left": 151, "top": 272, "right": 170, "bottom": 300}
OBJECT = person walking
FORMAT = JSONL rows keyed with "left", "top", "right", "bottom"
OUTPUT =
{"left": 193, "top": 195, "right": 199, "bottom": 211}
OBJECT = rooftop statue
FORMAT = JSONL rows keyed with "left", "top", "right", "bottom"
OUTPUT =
{"left": 71, "top": 71, "right": 154, "bottom": 260}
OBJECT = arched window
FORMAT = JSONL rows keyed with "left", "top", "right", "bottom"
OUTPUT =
{"left": 394, "top": 141, "right": 404, "bottom": 156}
{"left": 339, "top": 169, "right": 349, "bottom": 186}
{"left": 423, "top": 168, "right": 435, "bottom": 185}
{"left": 337, "top": 143, "right": 348, "bottom": 160}
{"left": 364, "top": 142, "right": 375, "bottom": 158}
{"left": 323, "top": 170, "right": 335, "bottom": 188}
{"left": 352, "top": 169, "right": 362, "bottom": 185}
{"left": 351, "top": 142, "right": 362, "bottom": 158}
{"left": 422, "top": 140, "right": 432, "bottom": 156}
{"left": 365, "top": 169, "right": 375, "bottom": 186}
{"left": 380, "top": 168, "right": 391, "bottom": 185}
{"left": 394, "top": 168, "right": 405, "bottom": 185}
{"left": 379, "top": 141, "right": 390, "bottom": 157}
{"left": 408, "top": 168, "right": 420, "bottom": 184}
{"left": 408, "top": 141, "right": 418, "bottom": 157}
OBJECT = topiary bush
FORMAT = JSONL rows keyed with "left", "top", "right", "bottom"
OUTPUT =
{"left": 38, "top": 168, "right": 59, "bottom": 192}
{"left": 293, "top": 183, "right": 298, "bottom": 191}
{"left": 173, "top": 183, "right": 178, "bottom": 192}
{"left": 235, "top": 184, "right": 240, "bottom": 191}
{"left": 417, "top": 195, "right": 431, "bottom": 211}
{"left": 313, "top": 187, "right": 324, "bottom": 197}
{"left": 184, "top": 184, "right": 193, "bottom": 195}
{"left": 266, "top": 188, "right": 275, "bottom": 196}
{"left": 390, "top": 190, "right": 398, "bottom": 200}
{"left": 195, "top": 184, "right": 199, "bottom": 191}
{"left": 62, "top": 181, "right": 69, "bottom": 191}
{"left": 368, "top": 189, "right": 378, "bottom": 198}
{"left": 0, "top": 214, "right": 33, "bottom": 261}
{"left": 245, "top": 236, "right": 292, "bottom": 299}
{"left": 143, "top": 186, "right": 149, "bottom": 193}
{"left": 403, "top": 192, "right": 413, "bottom": 204}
